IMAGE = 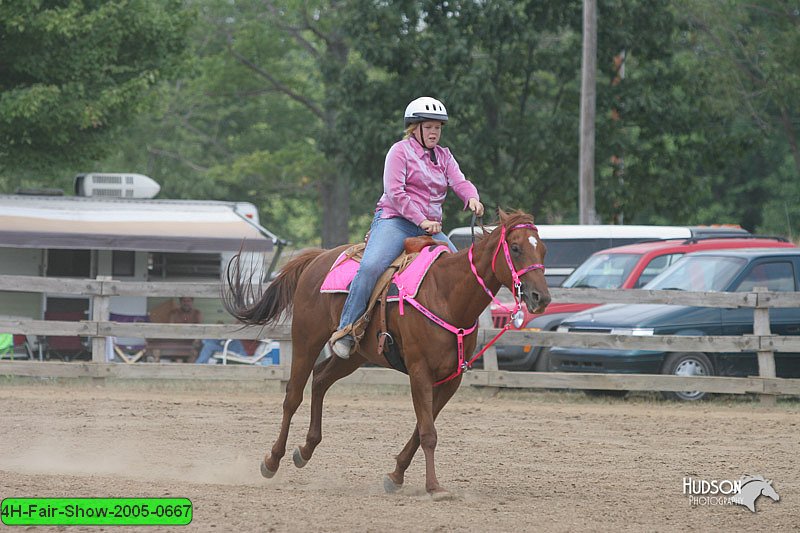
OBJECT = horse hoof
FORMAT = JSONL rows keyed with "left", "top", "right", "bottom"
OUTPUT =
{"left": 383, "top": 475, "right": 402, "bottom": 493}
{"left": 293, "top": 447, "right": 308, "bottom": 468}
{"left": 260, "top": 460, "right": 276, "bottom": 479}
{"left": 431, "top": 490, "right": 455, "bottom": 502}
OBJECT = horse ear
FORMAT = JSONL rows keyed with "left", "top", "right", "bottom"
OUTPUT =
{"left": 496, "top": 206, "right": 507, "bottom": 222}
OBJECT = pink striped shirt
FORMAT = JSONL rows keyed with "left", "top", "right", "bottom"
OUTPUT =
{"left": 375, "top": 137, "right": 479, "bottom": 226}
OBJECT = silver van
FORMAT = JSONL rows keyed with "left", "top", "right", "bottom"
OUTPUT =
{"left": 447, "top": 224, "right": 749, "bottom": 286}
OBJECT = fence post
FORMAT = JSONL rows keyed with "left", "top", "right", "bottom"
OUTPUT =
{"left": 476, "top": 308, "right": 500, "bottom": 393}
{"left": 753, "top": 287, "right": 776, "bottom": 406}
{"left": 278, "top": 326, "right": 293, "bottom": 392}
{"left": 479, "top": 308, "right": 499, "bottom": 372}
{"left": 91, "top": 276, "right": 112, "bottom": 363}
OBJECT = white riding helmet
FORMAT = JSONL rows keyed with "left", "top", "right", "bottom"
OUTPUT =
{"left": 404, "top": 97, "right": 448, "bottom": 127}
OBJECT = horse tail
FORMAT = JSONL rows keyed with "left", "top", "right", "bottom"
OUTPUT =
{"left": 223, "top": 248, "right": 325, "bottom": 326}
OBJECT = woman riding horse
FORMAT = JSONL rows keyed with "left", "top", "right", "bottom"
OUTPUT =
{"left": 224, "top": 207, "right": 550, "bottom": 496}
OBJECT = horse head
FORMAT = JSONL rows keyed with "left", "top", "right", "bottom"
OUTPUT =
{"left": 734, "top": 475, "right": 780, "bottom": 512}
{"left": 488, "top": 209, "right": 551, "bottom": 314}
{"left": 760, "top": 479, "right": 780, "bottom": 502}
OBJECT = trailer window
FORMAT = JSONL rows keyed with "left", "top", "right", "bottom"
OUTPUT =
{"left": 148, "top": 252, "right": 221, "bottom": 279}
{"left": 112, "top": 251, "right": 135, "bottom": 277}
{"left": 46, "top": 249, "right": 91, "bottom": 278}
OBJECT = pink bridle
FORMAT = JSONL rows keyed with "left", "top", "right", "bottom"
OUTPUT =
{"left": 469, "top": 223, "right": 545, "bottom": 316}
{"left": 429, "top": 223, "right": 545, "bottom": 386}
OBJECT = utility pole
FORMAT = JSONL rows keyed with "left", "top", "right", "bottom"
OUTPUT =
{"left": 579, "top": 0, "right": 598, "bottom": 225}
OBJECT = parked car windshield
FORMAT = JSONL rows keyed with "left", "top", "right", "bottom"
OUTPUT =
{"left": 562, "top": 253, "right": 640, "bottom": 289}
{"left": 645, "top": 255, "right": 746, "bottom": 292}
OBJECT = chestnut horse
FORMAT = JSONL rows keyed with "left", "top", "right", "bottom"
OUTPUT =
{"left": 223, "top": 209, "right": 550, "bottom": 496}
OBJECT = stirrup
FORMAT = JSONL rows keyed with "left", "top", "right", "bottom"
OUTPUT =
{"left": 331, "top": 335, "right": 354, "bottom": 359}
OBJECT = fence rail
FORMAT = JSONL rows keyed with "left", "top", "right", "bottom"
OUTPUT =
{"left": 1, "top": 275, "right": 799, "bottom": 399}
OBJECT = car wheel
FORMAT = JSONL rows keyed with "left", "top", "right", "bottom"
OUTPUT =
{"left": 660, "top": 352, "right": 714, "bottom": 401}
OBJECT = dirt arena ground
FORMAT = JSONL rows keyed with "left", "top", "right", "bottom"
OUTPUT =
{"left": 0, "top": 378, "right": 797, "bottom": 532}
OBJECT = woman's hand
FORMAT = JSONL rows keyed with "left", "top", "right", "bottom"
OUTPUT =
{"left": 420, "top": 220, "right": 442, "bottom": 235}
{"left": 468, "top": 198, "right": 485, "bottom": 217}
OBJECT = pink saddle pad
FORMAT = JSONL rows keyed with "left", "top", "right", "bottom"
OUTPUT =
{"left": 319, "top": 250, "right": 362, "bottom": 293}
{"left": 320, "top": 245, "right": 449, "bottom": 296}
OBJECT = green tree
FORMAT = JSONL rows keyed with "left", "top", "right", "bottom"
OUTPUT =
{"left": 678, "top": 0, "right": 800, "bottom": 236}
{"left": 0, "top": 0, "right": 191, "bottom": 191}
{"left": 349, "top": 0, "right": 728, "bottom": 228}
{"left": 348, "top": 1, "right": 583, "bottom": 226}
{"left": 592, "top": 1, "right": 715, "bottom": 224}
{"left": 96, "top": 0, "right": 799, "bottom": 244}
{"left": 103, "top": 0, "right": 396, "bottom": 246}
{"left": 99, "top": 1, "right": 328, "bottom": 244}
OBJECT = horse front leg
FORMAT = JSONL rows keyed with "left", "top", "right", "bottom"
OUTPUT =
{"left": 386, "top": 375, "right": 461, "bottom": 495}
{"left": 385, "top": 425, "right": 419, "bottom": 491}
{"left": 294, "top": 353, "right": 363, "bottom": 468}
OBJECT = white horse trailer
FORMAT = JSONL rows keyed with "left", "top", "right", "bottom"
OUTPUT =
{"left": 0, "top": 176, "right": 284, "bottom": 359}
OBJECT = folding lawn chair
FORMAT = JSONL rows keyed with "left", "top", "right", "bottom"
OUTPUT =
{"left": 43, "top": 310, "right": 90, "bottom": 361}
{"left": 213, "top": 339, "right": 280, "bottom": 365}
{"left": 109, "top": 313, "right": 150, "bottom": 363}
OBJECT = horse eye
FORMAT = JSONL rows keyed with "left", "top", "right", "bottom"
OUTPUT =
{"left": 511, "top": 244, "right": 521, "bottom": 254}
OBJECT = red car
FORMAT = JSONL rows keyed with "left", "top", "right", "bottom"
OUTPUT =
{"left": 490, "top": 235, "right": 796, "bottom": 371}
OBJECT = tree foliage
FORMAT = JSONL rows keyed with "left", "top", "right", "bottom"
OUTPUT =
{"left": 7, "top": 0, "right": 797, "bottom": 244}
{"left": 0, "top": 0, "right": 191, "bottom": 189}
{"left": 102, "top": 0, "right": 393, "bottom": 246}
{"left": 348, "top": 0, "right": 737, "bottom": 227}
{"left": 678, "top": 0, "right": 800, "bottom": 236}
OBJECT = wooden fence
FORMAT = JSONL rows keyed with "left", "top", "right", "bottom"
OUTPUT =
{"left": 1, "top": 275, "right": 800, "bottom": 400}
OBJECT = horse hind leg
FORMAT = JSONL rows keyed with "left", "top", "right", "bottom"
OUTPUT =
{"left": 261, "top": 338, "right": 319, "bottom": 478}
{"left": 294, "top": 353, "right": 364, "bottom": 468}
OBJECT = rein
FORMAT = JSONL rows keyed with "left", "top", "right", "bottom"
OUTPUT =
{"left": 394, "top": 222, "right": 545, "bottom": 387}
{"left": 470, "top": 212, "right": 480, "bottom": 246}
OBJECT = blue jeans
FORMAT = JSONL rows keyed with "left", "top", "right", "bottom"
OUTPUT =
{"left": 337, "top": 211, "right": 456, "bottom": 330}
{"left": 196, "top": 339, "right": 245, "bottom": 364}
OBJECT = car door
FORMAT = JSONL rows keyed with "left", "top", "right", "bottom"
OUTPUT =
{"left": 721, "top": 259, "right": 800, "bottom": 377}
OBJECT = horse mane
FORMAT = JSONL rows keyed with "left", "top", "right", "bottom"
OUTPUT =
{"left": 476, "top": 209, "right": 536, "bottom": 242}
{"left": 494, "top": 209, "right": 535, "bottom": 229}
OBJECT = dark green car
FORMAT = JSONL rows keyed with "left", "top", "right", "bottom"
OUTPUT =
{"left": 550, "top": 248, "right": 800, "bottom": 401}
